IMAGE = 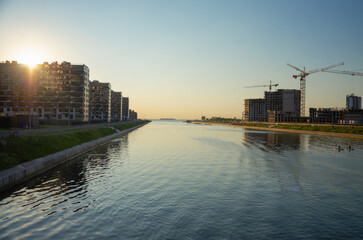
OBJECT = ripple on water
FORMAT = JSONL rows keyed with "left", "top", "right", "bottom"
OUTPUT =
{"left": 1, "top": 122, "right": 363, "bottom": 239}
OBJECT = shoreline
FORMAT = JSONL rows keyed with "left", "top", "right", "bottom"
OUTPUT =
{"left": 0, "top": 122, "right": 149, "bottom": 193}
{"left": 193, "top": 121, "right": 363, "bottom": 140}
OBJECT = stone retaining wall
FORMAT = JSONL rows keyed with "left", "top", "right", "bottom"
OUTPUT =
{"left": 0, "top": 123, "right": 148, "bottom": 192}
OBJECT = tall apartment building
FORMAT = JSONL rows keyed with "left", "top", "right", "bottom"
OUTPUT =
{"left": 0, "top": 61, "right": 89, "bottom": 122}
{"left": 128, "top": 109, "right": 137, "bottom": 120}
{"left": 346, "top": 93, "right": 362, "bottom": 110}
{"left": 89, "top": 80, "right": 111, "bottom": 123}
{"left": 122, "top": 97, "right": 129, "bottom": 121}
{"left": 111, "top": 91, "right": 123, "bottom": 122}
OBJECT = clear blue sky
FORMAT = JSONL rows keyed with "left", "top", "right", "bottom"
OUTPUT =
{"left": 1, "top": 0, "right": 363, "bottom": 119}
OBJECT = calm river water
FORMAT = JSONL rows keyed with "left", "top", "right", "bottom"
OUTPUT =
{"left": 1, "top": 120, "right": 363, "bottom": 239}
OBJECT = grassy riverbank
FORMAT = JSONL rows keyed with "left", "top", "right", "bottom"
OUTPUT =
{"left": 0, "top": 120, "right": 150, "bottom": 171}
{"left": 0, "top": 127, "right": 115, "bottom": 171}
{"left": 272, "top": 124, "right": 363, "bottom": 134}
{"left": 192, "top": 118, "right": 363, "bottom": 137}
{"left": 114, "top": 121, "right": 150, "bottom": 131}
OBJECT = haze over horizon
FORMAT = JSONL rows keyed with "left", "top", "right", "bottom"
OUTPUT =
{"left": 1, "top": 0, "right": 363, "bottom": 119}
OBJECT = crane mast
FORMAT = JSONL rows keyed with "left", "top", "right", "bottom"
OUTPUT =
{"left": 287, "top": 62, "right": 344, "bottom": 117}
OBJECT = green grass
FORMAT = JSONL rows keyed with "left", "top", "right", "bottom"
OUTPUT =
{"left": 0, "top": 127, "right": 115, "bottom": 171}
{"left": 201, "top": 117, "right": 363, "bottom": 135}
{"left": 272, "top": 124, "right": 363, "bottom": 134}
{"left": 237, "top": 123, "right": 271, "bottom": 128}
{"left": 114, "top": 120, "right": 150, "bottom": 131}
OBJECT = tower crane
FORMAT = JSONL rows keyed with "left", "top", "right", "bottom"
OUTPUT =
{"left": 245, "top": 80, "right": 279, "bottom": 91}
{"left": 321, "top": 69, "right": 363, "bottom": 76}
{"left": 287, "top": 62, "right": 344, "bottom": 117}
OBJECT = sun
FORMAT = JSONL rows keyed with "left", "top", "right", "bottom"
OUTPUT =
{"left": 19, "top": 50, "right": 42, "bottom": 68}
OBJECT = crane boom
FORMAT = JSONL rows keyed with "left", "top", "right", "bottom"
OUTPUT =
{"left": 287, "top": 62, "right": 343, "bottom": 117}
{"left": 287, "top": 63, "right": 305, "bottom": 73}
{"left": 307, "top": 62, "right": 344, "bottom": 74}
{"left": 245, "top": 81, "right": 278, "bottom": 91}
{"left": 322, "top": 69, "right": 363, "bottom": 76}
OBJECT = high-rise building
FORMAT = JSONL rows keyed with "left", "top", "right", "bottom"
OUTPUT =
{"left": 89, "top": 80, "right": 111, "bottom": 123}
{"left": 111, "top": 91, "right": 122, "bottom": 122}
{"left": 346, "top": 93, "right": 362, "bottom": 110}
{"left": 0, "top": 61, "right": 90, "bottom": 122}
{"left": 122, "top": 97, "right": 129, "bottom": 121}
{"left": 128, "top": 109, "right": 137, "bottom": 120}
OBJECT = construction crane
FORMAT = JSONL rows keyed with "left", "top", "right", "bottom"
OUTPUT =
{"left": 287, "top": 62, "right": 344, "bottom": 117}
{"left": 321, "top": 69, "right": 363, "bottom": 76}
{"left": 245, "top": 80, "right": 279, "bottom": 91}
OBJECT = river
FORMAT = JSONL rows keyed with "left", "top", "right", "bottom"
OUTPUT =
{"left": 1, "top": 120, "right": 363, "bottom": 239}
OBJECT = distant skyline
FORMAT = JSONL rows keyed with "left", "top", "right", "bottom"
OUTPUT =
{"left": 1, "top": 0, "right": 363, "bottom": 119}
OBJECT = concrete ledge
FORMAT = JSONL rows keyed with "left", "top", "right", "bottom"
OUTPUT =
{"left": 0, "top": 122, "right": 148, "bottom": 192}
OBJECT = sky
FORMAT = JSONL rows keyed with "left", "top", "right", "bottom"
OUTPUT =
{"left": 0, "top": 0, "right": 363, "bottom": 119}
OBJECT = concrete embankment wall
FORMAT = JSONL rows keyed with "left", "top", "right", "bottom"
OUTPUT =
{"left": 0, "top": 123, "right": 148, "bottom": 192}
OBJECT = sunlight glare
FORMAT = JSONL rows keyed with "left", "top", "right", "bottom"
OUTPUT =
{"left": 19, "top": 50, "right": 42, "bottom": 68}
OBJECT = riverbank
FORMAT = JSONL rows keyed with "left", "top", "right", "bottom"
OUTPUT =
{"left": 192, "top": 121, "right": 363, "bottom": 140}
{"left": 0, "top": 121, "right": 150, "bottom": 192}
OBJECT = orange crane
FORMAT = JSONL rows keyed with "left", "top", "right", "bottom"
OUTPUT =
{"left": 287, "top": 62, "right": 344, "bottom": 117}
{"left": 245, "top": 80, "right": 279, "bottom": 91}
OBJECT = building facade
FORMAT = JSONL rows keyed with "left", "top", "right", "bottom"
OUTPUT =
{"left": 128, "top": 109, "right": 138, "bottom": 120}
{"left": 244, "top": 89, "right": 300, "bottom": 122}
{"left": 0, "top": 61, "right": 89, "bottom": 123}
{"left": 265, "top": 89, "right": 300, "bottom": 122}
{"left": 122, "top": 97, "right": 129, "bottom": 121}
{"left": 309, "top": 108, "right": 344, "bottom": 123}
{"left": 244, "top": 98, "right": 266, "bottom": 121}
{"left": 111, "top": 91, "right": 122, "bottom": 122}
{"left": 346, "top": 93, "right": 362, "bottom": 110}
{"left": 89, "top": 80, "right": 111, "bottom": 123}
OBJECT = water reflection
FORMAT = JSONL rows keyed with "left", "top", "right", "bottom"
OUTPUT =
{"left": 0, "top": 133, "right": 130, "bottom": 234}
{"left": 241, "top": 131, "right": 308, "bottom": 194}
{"left": 242, "top": 131, "right": 302, "bottom": 153}
{"left": 1, "top": 122, "right": 363, "bottom": 239}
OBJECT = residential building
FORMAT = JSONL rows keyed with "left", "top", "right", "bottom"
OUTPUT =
{"left": 129, "top": 109, "right": 137, "bottom": 120}
{"left": 111, "top": 90, "right": 122, "bottom": 122}
{"left": 122, "top": 97, "right": 129, "bottom": 121}
{"left": 346, "top": 93, "right": 362, "bottom": 110}
{"left": 89, "top": 80, "right": 111, "bottom": 123}
{"left": 0, "top": 61, "right": 90, "bottom": 123}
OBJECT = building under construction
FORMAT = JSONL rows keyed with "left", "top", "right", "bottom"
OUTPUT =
{"left": 244, "top": 89, "right": 301, "bottom": 122}
{"left": 244, "top": 99, "right": 266, "bottom": 122}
